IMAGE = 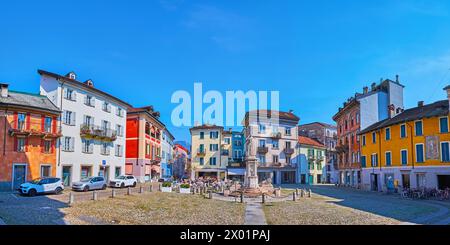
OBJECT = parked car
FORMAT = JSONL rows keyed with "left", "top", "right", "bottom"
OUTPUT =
{"left": 18, "top": 178, "right": 64, "bottom": 197}
{"left": 72, "top": 176, "right": 107, "bottom": 192}
{"left": 109, "top": 175, "right": 137, "bottom": 188}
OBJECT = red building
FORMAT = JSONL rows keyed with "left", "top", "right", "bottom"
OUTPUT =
{"left": 126, "top": 106, "right": 164, "bottom": 182}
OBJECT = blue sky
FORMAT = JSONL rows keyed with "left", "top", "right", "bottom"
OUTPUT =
{"left": 1, "top": 0, "right": 450, "bottom": 142}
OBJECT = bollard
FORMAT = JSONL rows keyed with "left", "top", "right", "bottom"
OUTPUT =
{"left": 192, "top": 188, "right": 195, "bottom": 195}
{"left": 293, "top": 192, "right": 296, "bottom": 201}
{"left": 300, "top": 189, "right": 304, "bottom": 198}
{"left": 68, "top": 192, "right": 74, "bottom": 206}
{"left": 200, "top": 187, "right": 204, "bottom": 195}
{"left": 308, "top": 189, "right": 311, "bottom": 198}
{"left": 262, "top": 193, "right": 265, "bottom": 204}
{"left": 127, "top": 187, "right": 131, "bottom": 195}
{"left": 149, "top": 185, "right": 153, "bottom": 192}
{"left": 296, "top": 188, "right": 299, "bottom": 196}
{"left": 93, "top": 191, "right": 98, "bottom": 201}
{"left": 209, "top": 191, "right": 212, "bottom": 199}
{"left": 139, "top": 186, "right": 144, "bottom": 194}
{"left": 159, "top": 183, "right": 162, "bottom": 192}
{"left": 112, "top": 189, "right": 116, "bottom": 198}
{"left": 240, "top": 192, "right": 244, "bottom": 203}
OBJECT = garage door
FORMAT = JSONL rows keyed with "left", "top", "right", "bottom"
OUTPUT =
{"left": 438, "top": 175, "right": 450, "bottom": 190}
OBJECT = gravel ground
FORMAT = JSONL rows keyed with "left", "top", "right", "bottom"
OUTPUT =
{"left": 62, "top": 192, "right": 246, "bottom": 225}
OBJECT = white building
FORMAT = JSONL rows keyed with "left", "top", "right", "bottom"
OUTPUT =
{"left": 243, "top": 110, "right": 300, "bottom": 185}
{"left": 161, "top": 129, "right": 175, "bottom": 179}
{"left": 39, "top": 70, "right": 131, "bottom": 186}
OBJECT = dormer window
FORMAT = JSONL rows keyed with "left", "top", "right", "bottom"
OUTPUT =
{"left": 66, "top": 72, "right": 77, "bottom": 80}
{"left": 84, "top": 79, "right": 94, "bottom": 87}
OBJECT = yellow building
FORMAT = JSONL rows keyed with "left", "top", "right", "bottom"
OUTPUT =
{"left": 359, "top": 87, "right": 450, "bottom": 191}
{"left": 189, "top": 124, "right": 227, "bottom": 180}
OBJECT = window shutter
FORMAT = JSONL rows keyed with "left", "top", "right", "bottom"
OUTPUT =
{"left": 71, "top": 112, "right": 76, "bottom": 125}
{"left": 14, "top": 137, "right": 17, "bottom": 151}
{"left": 73, "top": 90, "right": 77, "bottom": 101}
{"left": 84, "top": 95, "right": 88, "bottom": 105}
{"left": 89, "top": 140, "right": 93, "bottom": 153}
{"left": 41, "top": 115, "right": 45, "bottom": 131}
{"left": 40, "top": 139, "right": 44, "bottom": 153}
{"left": 71, "top": 138, "right": 75, "bottom": 151}
{"left": 52, "top": 117, "right": 57, "bottom": 133}
{"left": 51, "top": 139, "right": 55, "bottom": 153}
{"left": 25, "top": 113, "right": 30, "bottom": 130}
{"left": 62, "top": 111, "right": 66, "bottom": 124}
{"left": 24, "top": 138, "right": 28, "bottom": 152}
{"left": 63, "top": 88, "right": 68, "bottom": 99}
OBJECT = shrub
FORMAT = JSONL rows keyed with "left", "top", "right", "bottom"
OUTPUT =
{"left": 180, "top": 183, "right": 190, "bottom": 189}
{"left": 162, "top": 182, "right": 172, "bottom": 187}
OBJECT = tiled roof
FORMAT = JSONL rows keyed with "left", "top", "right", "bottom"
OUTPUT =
{"left": 0, "top": 90, "right": 60, "bottom": 113}
{"left": 359, "top": 100, "right": 449, "bottom": 134}
{"left": 298, "top": 136, "right": 326, "bottom": 148}
{"left": 245, "top": 110, "right": 300, "bottom": 121}
{"left": 299, "top": 122, "right": 336, "bottom": 129}
{"left": 189, "top": 124, "right": 224, "bottom": 131}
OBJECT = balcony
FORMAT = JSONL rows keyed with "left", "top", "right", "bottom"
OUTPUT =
{"left": 284, "top": 147, "right": 294, "bottom": 155}
{"left": 9, "top": 121, "right": 62, "bottom": 138}
{"left": 152, "top": 156, "right": 161, "bottom": 163}
{"left": 221, "top": 150, "right": 230, "bottom": 156}
{"left": 80, "top": 124, "right": 117, "bottom": 141}
{"left": 257, "top": 146, "right": 268, "bottom": 154}
{"left": 228, "top": 158, "right": 244, "bottom": 167}
{"left": 270, "top": 132, "right": 282, "bottom": 139}
{"left": 197, "top": 149, "right": 206, "bottom": 156}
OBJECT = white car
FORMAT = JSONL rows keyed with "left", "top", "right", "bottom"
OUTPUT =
{"left": 109, "top": 175, "right": 137, "bottom": 188}
{"left": 18, "top": 178, "right": 64, "bottom": 197}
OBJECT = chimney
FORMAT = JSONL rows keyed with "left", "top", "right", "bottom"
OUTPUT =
{"left": 363, "top": 86, "right": 368, "bottom": 94}
{"left": 388, "top": 104, "right": 395, "bottom": 118}
{"left": 396, "top": 75, "right": 400, "bottom": 83}
{"left": 418, "top": 101, "right": 424, "bottom": 107}
{"left": 371, "top": 82, "right": 376, "bottom": 91}
{"left": 288, "top": 109, "right": 294, "bottom": 113}
{"left": 444, "top": 86, "right": 450, "bottom": 109}
{"left": 0, "top": 83, "right": 9, "bottom": 98}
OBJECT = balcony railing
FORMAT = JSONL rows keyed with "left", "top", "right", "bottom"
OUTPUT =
{"left": 9, "top": 121, "right": 62, "bottom": 138}
{"left": 257, "top": 146, "right": 268, "bottom": 154}
{"left": 197, "top": 149, "right": 206, "bottom": 156}
{"left": 221, "top": 150, "right": 230, "bottom": 156}
{"left": 270, "top": 132, "right": 282, "bottom": 139}
{"left": 80, "top": 124, "right": 117, "bottom": 141}
{"left": 284, "top": 147, "right": 294, "bottom": 155}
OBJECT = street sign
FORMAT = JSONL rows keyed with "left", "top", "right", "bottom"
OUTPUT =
{"left": 102, "top": 160, "right": 106, "bottom": 166}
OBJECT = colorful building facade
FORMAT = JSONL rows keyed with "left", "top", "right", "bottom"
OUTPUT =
{"left": 359, "top": 88, "right": 450, "bottom": 191}
{"left": 126, "top": 106, "right": 164, "bottom": 182}
{"left": 297, "top": 136, "right": 326, "bottom": 184}
{"left": 0, "top": 84, "right": 61, "bottom": 190}
{"left": 161, "top": 129, "right": 175, "bottom": 179}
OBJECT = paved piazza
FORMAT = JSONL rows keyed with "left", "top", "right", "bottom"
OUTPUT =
{"left": 1, "top": 184, "right": 450, "bottom": 225}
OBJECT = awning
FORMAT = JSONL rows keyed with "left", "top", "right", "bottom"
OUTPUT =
{"left": 227, "top": 168, "right": 245, "bottom": 175}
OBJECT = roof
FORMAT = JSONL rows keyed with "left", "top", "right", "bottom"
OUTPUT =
{"left": 127, "top": 106, "right": 166, "bottom": 128}
{"left": 359, "top": 100, "right": 449, "bottom": 134}
{"left": 175, "top": 144, "right": 189, "bottom": 153}
{"left": 245, "top": 110, "right": 300, "bottom": 122}
{"left": 189, "top": 124, "right": 224, "bottom": 132}
{"left": 298, "top": 122, "right": 336, "bottom": 129}
{"left": 298, "top": 136, "right": 326, "bottom": 148}
{"left": 0, "top": 90, "right": 60, "bottom": 114}
{"left": 38, "top": 69, "right": 132, "bottom": 108}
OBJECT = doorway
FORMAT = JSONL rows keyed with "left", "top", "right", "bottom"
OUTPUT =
{"left": 99, "top": 166, "right": 110, "bottom": 182}
{"left": 308, "top": 174, "right": 314, "bottom": 185}
{"left": 301, "top": 174, "right": 306, "bottom": 184}
{"left": 370, "top": 174, "right": 378, "bottom": 191}
{"left": 437, "top": 175, "right": 450, "bottom": 190}
{"left": 62, "top": 166, "right": 72, "bottom": 186}
{"left": 281, "top": 171, "right": 295, "bottom": 184}
{"left": 402, "top": 173, "right": 410, "bottom": 189}
{"left": 12, "top": 164, "right": 27, "bottom": 190}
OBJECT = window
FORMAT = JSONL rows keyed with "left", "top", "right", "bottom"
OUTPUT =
{"left": 199, "top": 132, "right": 204, "bottom": 139}
{"left": 224, "top": 138, "right": 230, "bottom": 144}
{"left": 199, "top": 157, "right": 204, "bottom": 165}
{"left": 209, "top": 131, "right": 219, "bottom": 139}
{"left": 84, "top": 94, "right": 95, "bottom": 107}
{"left": 272, "top": 140, "right": 279, "bottom": 149}
{"left": 371, "top": 154, "right": 378, "bottom": 167}
{"left": 234, "top": 140, "right": 242, "bottom": 146}
{"left": 116, "top": 124, "right": 123, "bottom": 137}
{"left": 258, "top": 155, "right": 266, "bottom": 164}
{"left": 372, "top": 132, "right": 376, "bottom": 144}
{"left": 362, "top": 135, "right": 366, "bottom": 146}
{"left": 441, "top": 142, "right": 450, "bottom": 162}
{"left": 82, "top": 139, "right": 93, "bottom": 154}
{"left": 415, "top": 121, "right": 423, "bottom": 136}
{"left": 145, "top": 144, "right": 150, "bottom": 157}
{"left": 415, "top": 144, "right": 424, "bottom": 163}
{"left": 43, "top": 140, "right": 52, "bottom": 153}
{"left": 17, "top": 113, "right": 26, "bottom": 130}
{"left": 361, "top": 156, "right": 366, "bottom": 168}
{"left": 209, "top": 144, "right": 218, "bottom": 151}
{"left": 62, "top": 110, "right": 76, "bottom": 126}
{"left": 101, "top": 120, "right": 110, "bottom": 130}
{"left": 101, "top": 143, "right": 110, "bottom": 155}
{"left": 16, "top": 138, "right": 26, "bottom": 152}
{"left": 259, "top": 139, "right": 266, "bottom": 147}
{"left": 40, "top": 165, "right": 51, "bottom": 178}
{"left": 400, "top": 124, "right": 407, "bottom": 138}
{"left": 209, "top": 157, "right": 217, "bottom": 165}
{"left": 273, "top": 155, "right": 279, "bottom": 163}
{"left": 401, "top": 150, "right": 408, "bottom": 165}
{"left": 258, "top": 124, "right": 266, "bottom": 133}
{"left": 83, "top": 115, "right": 94, "bottom": 126}
{"left": 103, "top": 102, "right": 111, "bottom": 113}
{"left": 43, "top": 117, "right": 52, "bottom": 132}
{"left": 62, "top": 137, "right": 75, "bottom": 152}
{"left": 64, "top": 88, "right": 76, "bottom": 101}
{"left": 199, "top": 144, "right": 205, "bottom": 153}
{"left": 285, "top": 127, "right": 291, "bottom": 136}
{"left": 385, "top": 128, "right": 391, "bottom": 140}
{"left": 116, "top": 107, "right": 124, "bottom": 117}
{"left": 80, "top": 166, "right": 91, "bottom": 179}
{"left": 440, "top": 117, "right": 449, "bottom": 133}
{"left": 115, "top": 144, "right": 123, "bottom": 157}
{"left": 385, "top": 152, "right": 392, "bottom": 166}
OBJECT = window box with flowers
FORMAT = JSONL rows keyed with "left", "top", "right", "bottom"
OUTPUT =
{"left": 161, "top": 182, "right": 172, "bottom": 193}
{"left": 179, "top": 183, "right": 191, "bottom": 194}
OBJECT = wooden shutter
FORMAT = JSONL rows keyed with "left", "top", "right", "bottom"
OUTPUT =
{"left": 52, "top": 116, "right": 57, "bottom": 133}
{"left": 51, "top": 139, "right": 55, "bottom": 153}
{"left": 14, "top": 137, "right": 17, "bottom": 152}
{"left": 71, "top": 112, "right": 76, "bottom": 125}
{"left": 41, "top": 115, "right": 45, "bottom": 132}
{"left": 24, "top": 138, "right": 28, "bottom": 152}
{"left": 13, "top": 112, "right": 18, "bottom": 129}
{"left": 70, "top": 137, "right": 75, "bottom": 151}
{"left": 25, "top": 113, "right": 30, "bottom": 130}
{"left": 40, "top": 139, "right": 44, "bottom": 153}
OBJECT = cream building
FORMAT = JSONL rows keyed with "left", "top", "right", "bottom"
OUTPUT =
{"left": 190, "top": 125, "right": 227, "bottom": 180}
{"left": 297, "top": 136, "right": 327, "bottom": 184}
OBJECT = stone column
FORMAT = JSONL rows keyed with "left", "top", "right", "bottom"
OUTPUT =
{"left": 245, "top": 157, "right": 258, "bottom": 189}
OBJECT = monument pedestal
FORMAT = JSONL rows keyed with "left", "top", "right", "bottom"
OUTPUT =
{"left": 240, "top": 157, "right": 262, "bottom": 197}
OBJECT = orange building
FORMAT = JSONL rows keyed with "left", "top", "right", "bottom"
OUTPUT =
{"left": 0, "top": 84, "right": 61, "bottom": 191}
{"left": 125, "top": 106, "right": 164, "bottom": 182}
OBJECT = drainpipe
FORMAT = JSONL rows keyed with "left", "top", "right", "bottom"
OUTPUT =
{"left": 3, "top": 106, "right": 8, "bottom": 156}
{"left": 406, "top": 122, "right": 415, "bottom": 170}
{"left": 58, "top": 80, "right": 65, "bottom": 168}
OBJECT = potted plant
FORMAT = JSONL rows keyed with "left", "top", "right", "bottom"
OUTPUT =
{"left": 179, "top": 183, "right": 191, "bottom": 194}
{"left": 161, "top": 182, "right": 172, "bottom": 193}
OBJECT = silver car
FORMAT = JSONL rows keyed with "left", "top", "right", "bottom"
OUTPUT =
{"left": 72, "top": 176, "right": 107, "bottom": 192}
